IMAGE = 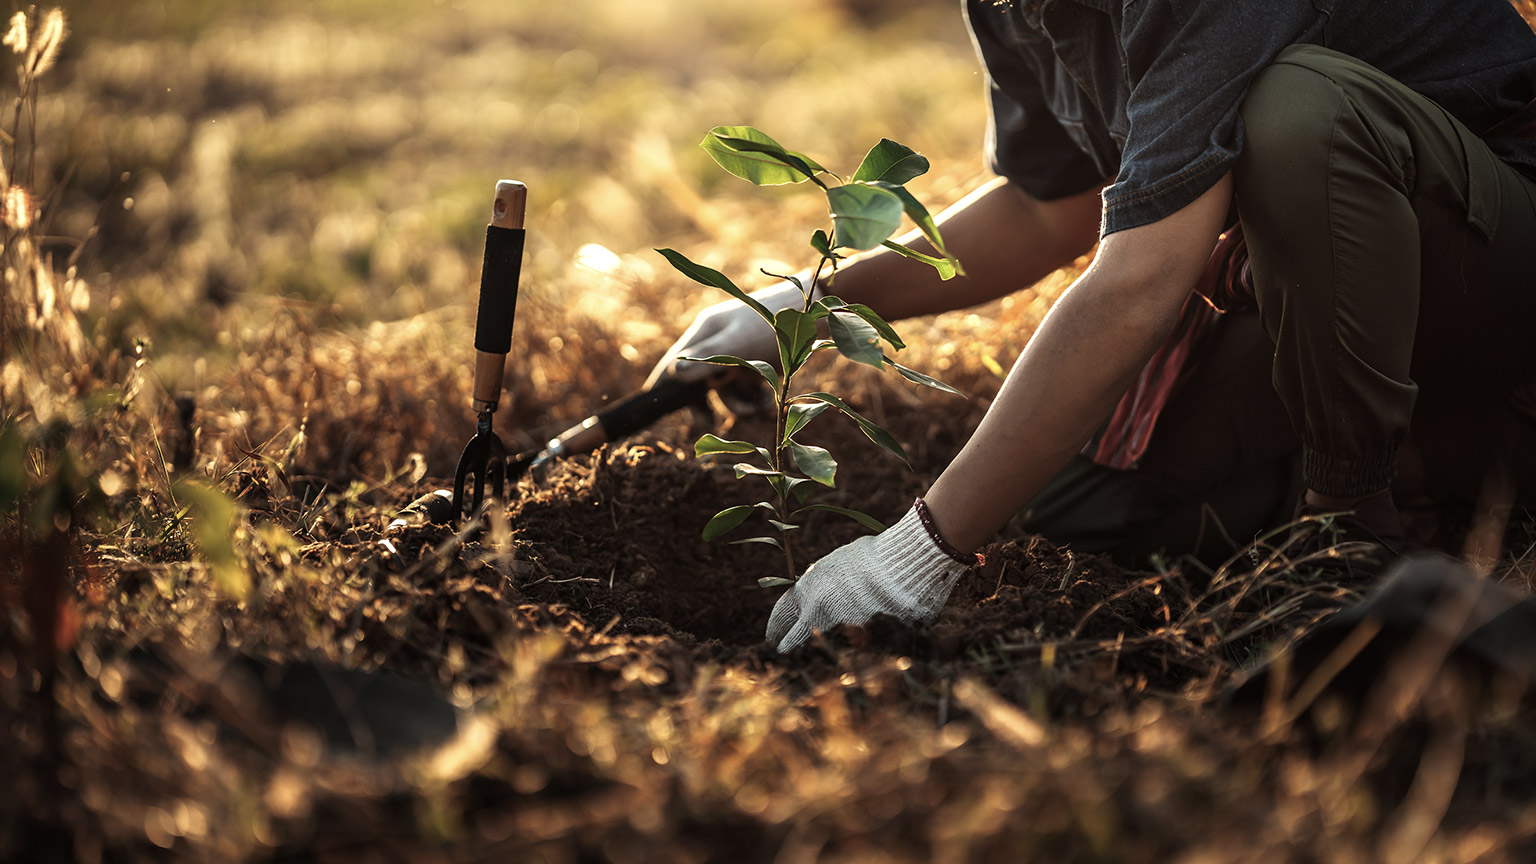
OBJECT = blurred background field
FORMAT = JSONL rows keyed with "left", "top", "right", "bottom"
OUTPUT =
{"left": 40, "top": 0, "right": 1050, "bottom": 485}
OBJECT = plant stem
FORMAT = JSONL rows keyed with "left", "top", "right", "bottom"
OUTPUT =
{"left": 807, "top": 255, "right": 830, "bottom": 307}
{"left": 774, "top": 252, "right": 836, "bottom": 581}
{"left": 774, "top": 378, "right": 795, "bottom": 580}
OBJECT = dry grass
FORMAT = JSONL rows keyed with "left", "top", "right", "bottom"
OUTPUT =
{"left": 5, "top": 2, "right": 1536, "bottom": 862}
{"left": 37, "top": 0, "right": 1013, "bottom": 487}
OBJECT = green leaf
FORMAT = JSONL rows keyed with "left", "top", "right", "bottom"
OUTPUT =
{"left": 759, "top": 576, "right": 796, "bottom": 588}
{"left": 768, "top": 519, "right": 800, "bottom": 532}
{"left": 880, "top": 240, "right": 958, "bottom": 281}
{"left": 790, "top": 392, "right": 911, "bottom": 468}
{"left": 172, "top": 480, "right": 250, "bottom": 601}
{"left": 734, "top": 463, "right": 784, "bottom": 479}
{"left": 873, "top": 183, "right": 949, "bottom": 253}
{"left": 0, "top": 423, "right": 25, "bottom": 514}
{"left": 774, "top": 308, "right": 818, "bottom": 373}
{"left": 886, "top": 356, "right": 965, "bottom": 396}
{"left": 683, "top": 354, "right": 780, "bottom": 391}
{"left": 826, "top": 184, "right": 904, "bottom": 251}
{"left": 838, "top": 302, "right": 906, "bottom": 351}
{"left": 784, "top": 401, "right": 832, "bottom": 440}
{"left": 655, "top": 248, "right": 774, "bottom": 323}
{"left": 695, "top": 434, "right": 759, "bottom": 457}
{"left": 731, "top": 536, "right": 783, "bottom": 549}
{"left": 703, "top": 505, "right": 754, "bottom": 541}
{"left": 793, "top": 503, "right": 887, "bottom": 533}
{"left": 827, "top": 310, "right": 884, "bottom": 369}
{"left": 789, "top": 442, "right": 837, "bottom": 486}
{"left": 701, "top": 126, "right": 823, "bottom": 186}
{"left": 786, "top": 476, "right": 820, "bottom": 503}
{"left": 30, "top": 473, "right": 64, "bottom": 538}
{"left": 851, "top": 138, "right": 930, "bottom": 185}
{"left": 768, "top": 474, "right": 787, "bottom": 499}
{"left": 810, "top": 229, "right": 836, "bottom": 259}
{"left": 709, "top": 134, "right": 827, "bottom": 183}
{"left": 800, "top": 296, "right": 832, "bottom": 322}
{"left": 873, "top": 183, "right": 965, "bottom": 277}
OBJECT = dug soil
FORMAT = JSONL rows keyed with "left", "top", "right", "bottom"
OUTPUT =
{"left": 381, "top": 401, "right": 1209, "bottom": 702}
{"left": 328, "top": 395, "right": 1536, "bottom": 860}
{"left": 377, "top": 395, "right": 1500, "bottom": 706}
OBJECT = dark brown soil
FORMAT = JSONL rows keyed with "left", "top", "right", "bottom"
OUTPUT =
{"left": 372, "top": 398, "right": 1305, "bottom": 708}
{"left": 370, "top": 384, "right": 1527, "bottom": 697}
{"left": 16, "top": 392, "right": 1536, "bottom": 863}
{"left": 385, "top": 396, "right": 1160, "bottom": 661}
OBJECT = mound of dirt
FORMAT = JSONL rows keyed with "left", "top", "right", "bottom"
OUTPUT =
{"left": 376, "top": 420, "right": 1229, "bottom": 710}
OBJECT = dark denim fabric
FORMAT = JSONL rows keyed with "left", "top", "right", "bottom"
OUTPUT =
{"left": 965, "top": 0, "right": 1536, "bottom": 235}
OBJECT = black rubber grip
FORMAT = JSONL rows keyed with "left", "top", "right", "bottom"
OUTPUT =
{"left": 596, "top": 378, "right": 709, "bottom": 441}
{"left": 474, "top": 225, "right": 525, "bottom": 354}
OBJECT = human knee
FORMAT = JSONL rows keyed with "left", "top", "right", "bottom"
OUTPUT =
{"left": 1239, "top": 46, "right": 1354, "bottom": 178}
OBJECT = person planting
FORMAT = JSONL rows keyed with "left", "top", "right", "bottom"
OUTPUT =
{"left": 650, "top": 0, "right": 1536, "bottom": 653}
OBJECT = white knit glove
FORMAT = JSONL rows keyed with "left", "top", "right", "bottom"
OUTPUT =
{"left": 765, "top": 503, "right": 977, "bottom": 653}
{"left": 646, "top": 281, "right": 810, "bottom": 387}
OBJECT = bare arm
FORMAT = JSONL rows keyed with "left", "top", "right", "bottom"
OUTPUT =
{"left": 924, "top": 174, "right": 1234, "bottom": 552}
{"left": 826, "top": 176, "right": 1103, "bottom": 318}
{"left": 648, "top": 176, "right": 1104, "bottom": 388}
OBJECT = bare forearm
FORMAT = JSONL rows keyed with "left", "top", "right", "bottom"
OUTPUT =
{"left": 822, "top": 177, "right": 1102, "bottom": 319}
{"left": 922, "top": 175, "right": 1235, "bottom": 552}
{"left": 923, "top": 265, "right": 1185, "bottom": 551}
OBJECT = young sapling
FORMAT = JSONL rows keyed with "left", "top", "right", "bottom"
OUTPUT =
{"left": 657, "top": 127, "right": 964, "bottom": 586}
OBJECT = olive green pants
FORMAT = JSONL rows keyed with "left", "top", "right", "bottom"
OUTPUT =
{"left": 1019, "top": 310, "right": 1536, "bottom": 568}
{"left": 1237, "top": 45, "right": 1536, "bottom": 499}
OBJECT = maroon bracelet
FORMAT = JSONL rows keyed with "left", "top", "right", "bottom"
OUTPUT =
{"left": 913, "top": 498, "right": 985, "bottom": 567}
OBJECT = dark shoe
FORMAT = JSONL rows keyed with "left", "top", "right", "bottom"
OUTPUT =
{"left": 1284, "top": 491, "right": 1404, "bottom": 583}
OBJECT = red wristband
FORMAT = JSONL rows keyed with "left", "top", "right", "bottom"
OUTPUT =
{"left": 912, "top": 497, "right": 984, "bottom": 567}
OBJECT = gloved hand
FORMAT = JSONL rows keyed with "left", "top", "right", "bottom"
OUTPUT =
{"left": 766, "top": 502, "right": 979, "bottom": 653}
{"left": 645, "top": 280, "right": 810, "bottom": 388}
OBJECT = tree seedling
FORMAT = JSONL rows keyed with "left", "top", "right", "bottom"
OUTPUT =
{"left": 657, "top": 126, "right": 964, "bottom": 586}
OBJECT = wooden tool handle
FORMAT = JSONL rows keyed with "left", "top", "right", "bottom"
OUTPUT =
{"left": 471, "top": 180, "right": 528, "bottom": 412}
{"left": 492, "top": 180, "right": 527, "bottom": 229}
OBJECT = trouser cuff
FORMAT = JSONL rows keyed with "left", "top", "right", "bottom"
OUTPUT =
{"left": 1302, "top": 447, "right": 1397, "bottom": 499}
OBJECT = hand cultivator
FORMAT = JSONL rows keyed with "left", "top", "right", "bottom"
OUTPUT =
{"left": 427, "top": 179, "right": 710, "bottom": 529}
{"left": 449, "top": 180, "right": 529, "bottom": 525}
{"left": 404, "top": 377, "right": 709, "bottom": 532}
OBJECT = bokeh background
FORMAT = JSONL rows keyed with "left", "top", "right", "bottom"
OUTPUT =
{"left": 43, "top": 0, "right": 1068, "bottom": 486}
